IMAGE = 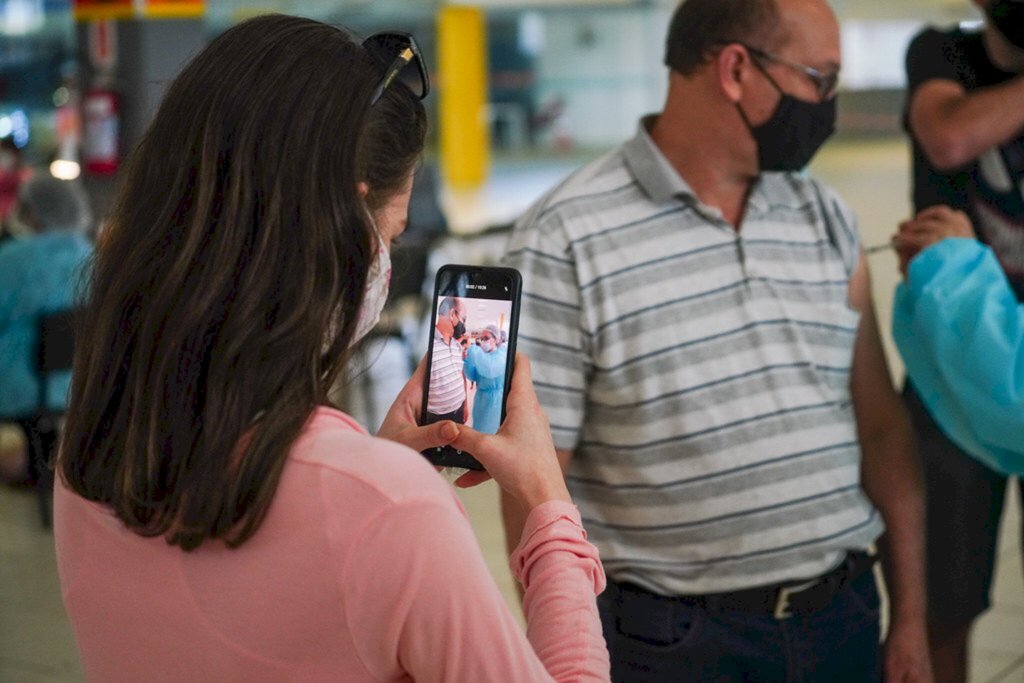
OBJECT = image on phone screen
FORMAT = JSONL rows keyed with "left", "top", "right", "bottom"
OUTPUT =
{"left": 422, "top": 266, "right": 520, "bottom": 469}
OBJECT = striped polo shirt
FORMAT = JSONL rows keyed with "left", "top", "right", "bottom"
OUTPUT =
{"left": 427, "top": 328, "right": 466, "bottom": 415}
{"left": 503, "top": 118, "right": 884, "bottom": 596}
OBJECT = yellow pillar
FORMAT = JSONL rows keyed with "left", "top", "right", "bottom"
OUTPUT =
{"left": 438, "top": 5, "right": 489, "bottom": 190}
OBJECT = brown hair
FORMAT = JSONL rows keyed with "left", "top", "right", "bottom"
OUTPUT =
{"left": 57, "top": 14, "right": 426, "bottom": 550}
{"left": 665, "top": 0, "right": 785, "bottom": 75}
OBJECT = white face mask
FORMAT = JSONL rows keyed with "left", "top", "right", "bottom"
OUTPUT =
{"left": 350, "top": 223, "right": 391, "bottom": 346}
{"left": 480, "top": 339, "right": 496, "bottom": 353}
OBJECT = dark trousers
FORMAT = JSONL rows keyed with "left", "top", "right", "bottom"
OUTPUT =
{"left": 7, "top": 416, "right": 58, "bottom": 485}
{"left": 598, "top": 569, "right": 882, "bottom": 683}
{"left": 904, "top": 382, "right": 1023, "bottom": 630}
{"left": 424, "top": 402, "right": 466, "bottom": 426}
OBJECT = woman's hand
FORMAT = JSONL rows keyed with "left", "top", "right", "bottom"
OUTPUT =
{"left": 894, "top": 205, "right": 976, "bottom": 277}
{"left": 377, "top": 355, "right": 460, "bottom": 453}
{"left": 448, "top": 355, "right": 571, "bottom": 511}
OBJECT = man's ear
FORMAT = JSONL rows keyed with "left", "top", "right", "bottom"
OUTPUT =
{"left": 357, "top": 181, "right": 370, "bottom": 198}
{"left": 717, "top": 44, "right": 750, "bottom": 104}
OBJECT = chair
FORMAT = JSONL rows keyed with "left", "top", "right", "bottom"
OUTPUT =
{"left": 23, "top": 309, "right": 76, "bottom": 528}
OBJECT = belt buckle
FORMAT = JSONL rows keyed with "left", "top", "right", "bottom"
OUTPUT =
{"left": 773, "top": 578, "right": 819, "bottom": 620}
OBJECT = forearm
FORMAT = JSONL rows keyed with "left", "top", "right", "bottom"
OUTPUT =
{"left": 502, "top": 448, "right": 575, "bottom": 602}
{"left": 860, "top": 415, "right": 927, "bottom": 624}
{"left": 913, "top": 76, "right": 1024, "bottom": 169}
{"left": 510, "top": 501, "right": 609, "bottom": 683}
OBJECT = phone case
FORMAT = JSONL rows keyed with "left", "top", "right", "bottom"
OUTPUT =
{"left": 420, "top": 265, "right": 522, "bottom": 470}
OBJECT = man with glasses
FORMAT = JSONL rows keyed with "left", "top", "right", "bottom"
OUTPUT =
{"left": 901, "top": 2, "right": 1024, "bottom": 681}
{"left": 503, "top": 0, "right": 930, "bottom": 679}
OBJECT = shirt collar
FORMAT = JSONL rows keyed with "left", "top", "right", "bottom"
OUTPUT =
{"left": 623, "top": 114, "right": 773, "bottom": 216}
{"left": 622, "top": 115, "right": 697, "bottom": 204}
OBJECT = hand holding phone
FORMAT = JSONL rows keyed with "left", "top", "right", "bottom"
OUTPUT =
{"left": 447, "top": 355, "right": 571, "bottom": 508}
{"left": 377, "top": 354, "right": 461, "bottom": 454}
{"left": 420, "top": 265, "right": 521, "bottom": 470}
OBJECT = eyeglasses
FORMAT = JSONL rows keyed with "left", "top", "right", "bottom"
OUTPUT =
{"left": 740, "top": 44, "right": 840, "bottom": 101}
{"left": 362, "top": 31, "right": 430, "bottom": 106}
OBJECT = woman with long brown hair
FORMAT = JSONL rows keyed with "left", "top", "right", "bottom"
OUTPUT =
{"left": 54, "top": 15, "right": 608, "bottom": 681}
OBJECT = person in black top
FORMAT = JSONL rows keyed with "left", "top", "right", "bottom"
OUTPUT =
{"left": 902, "top": 2, "right": 1024, "bottom": 681}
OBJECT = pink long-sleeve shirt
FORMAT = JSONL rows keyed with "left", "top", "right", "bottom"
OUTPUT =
{"left": 54, "top": 407, "right": 610, "bottom": 682}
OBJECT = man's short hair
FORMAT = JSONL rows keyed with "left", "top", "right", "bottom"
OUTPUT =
{"left": 665, "top": 0, "right": 785, "bottom": 76}
{"left": 438, "top": 296, "right": 459, "bottom": 318}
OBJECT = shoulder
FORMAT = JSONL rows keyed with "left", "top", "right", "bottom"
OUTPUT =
{"left": 770, "top": 173, "right": 854, "bottom": 220}
{"left": 907, "top": 25, "right": 982, "bottom": 84}
{"left": 908, "top": 26, "right": 951, "bottom": 53}
{"left": 908, "top": 25, "right": 968, "bottom": 59}
{"left": 758, "top": 172, "right": 836, "bottom": 210}
{"left": 289, "top": 407, "right": 456, "bottom": 506}
{"left": 42, "top": 233, "right": 93, "bottom": 264}
{"left": 1, "top": 233, "right": 91, "bottom": 269}
{"left": 766, "top": 173, "right": 861, "bottom": 262}
{"left": 0, "top": 238, "right": 33, "bottom": 288}
{"left": 512, "top": 145, "right": 636, "bottom": 239}
{"left": 0, "top": 236, "right": 29, "bottom": 265}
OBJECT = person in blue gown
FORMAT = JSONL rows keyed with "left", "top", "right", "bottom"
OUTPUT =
{"left": 463, "top": 325, "right": 507, "bottom": 434}
{"left": 893, "top": 205, "right": 1024, "bottom": 474}
{"left": 0, "top": 174, "right": 92, "bottom": 483}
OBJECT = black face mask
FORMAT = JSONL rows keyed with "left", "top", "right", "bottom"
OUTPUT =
{"left": 989, "top": 0, "right": 1024, "bottom": 50}
{"left": 737, "top": 69, "right": 837, "bottom": 172}
{"left": 452, "top": 316, "right": 466, "bottom": 340}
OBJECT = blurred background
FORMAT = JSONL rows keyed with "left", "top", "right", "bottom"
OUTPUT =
{"left": 1, "top": 0, "right": 1021, "bottom": 681}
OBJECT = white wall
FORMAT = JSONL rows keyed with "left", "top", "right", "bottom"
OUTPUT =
{"left": 533, "top": 6, "right": 671, "bottom": 148}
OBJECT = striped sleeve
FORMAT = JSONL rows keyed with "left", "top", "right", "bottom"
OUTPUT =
{"left": 504, "top": 209, "right": 591, "bottom": 451}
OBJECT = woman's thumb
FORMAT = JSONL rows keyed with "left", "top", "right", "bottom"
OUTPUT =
{"left": 405, "top": 421, "right": 459, "bottom": 452}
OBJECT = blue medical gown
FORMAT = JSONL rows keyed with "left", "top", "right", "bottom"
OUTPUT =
{"left": 893, "top": 238, "right": 1024, "bottom": 475}
{"left": 464, "top": 345, "right": 507, "bottom": 434}
{"left": 0, "top": 232, "right": 92, "bottom": 417}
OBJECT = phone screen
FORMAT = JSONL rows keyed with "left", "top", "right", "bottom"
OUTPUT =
{"left": 422, "top": 265, "right": 521, "bottom": 469}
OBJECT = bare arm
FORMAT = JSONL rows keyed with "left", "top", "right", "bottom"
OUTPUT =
{"left": 848, "top": 257, "right": 931, "bottom": 680}
{"left": 502, "top": 448, "right": 575, "bottom": 602}
{"left": 908, "top": 76, "right": 1024, "bottom": 171}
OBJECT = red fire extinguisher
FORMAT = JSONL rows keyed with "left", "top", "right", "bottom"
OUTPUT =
{"left": 82, "top": 83, "right": 120, "bottom": 176}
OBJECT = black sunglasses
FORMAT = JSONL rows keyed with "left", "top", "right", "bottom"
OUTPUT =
{"left": 362, "top": 31, "right": 430, "bottom": 106}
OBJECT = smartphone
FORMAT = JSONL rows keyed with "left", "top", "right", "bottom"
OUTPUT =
{"left": 420, "top": 265, "right": 522, "bottom": 470}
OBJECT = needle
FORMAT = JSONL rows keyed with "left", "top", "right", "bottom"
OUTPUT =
{"left": 864, "top": 241, "right": 896, "bottom": 255}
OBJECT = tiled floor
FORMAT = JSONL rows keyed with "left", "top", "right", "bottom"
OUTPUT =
{"left": 2, "top": 136, "right": 1022, "bottom": 681}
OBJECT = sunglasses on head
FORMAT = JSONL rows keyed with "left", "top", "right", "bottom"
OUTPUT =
{"left": 362, "top": 31, "right": 430, "bottom": 106}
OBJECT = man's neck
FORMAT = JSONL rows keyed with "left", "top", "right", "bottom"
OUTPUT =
{"left": 436, "top": 325, "right": 452, "bottom": 344}
{"left": 649, "top": 105, "right": 757, "bottom": 230}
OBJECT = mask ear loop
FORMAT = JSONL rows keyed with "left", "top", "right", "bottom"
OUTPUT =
{"left": 362, "top": 203, "right": 387, "bottom": 261}
{"left": 734, "top": 51, "right": 781, "bottom": 134}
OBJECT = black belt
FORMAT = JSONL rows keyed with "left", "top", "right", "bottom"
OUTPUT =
{"left": 611, "top": 550, "right": 878, "bottom": 621}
